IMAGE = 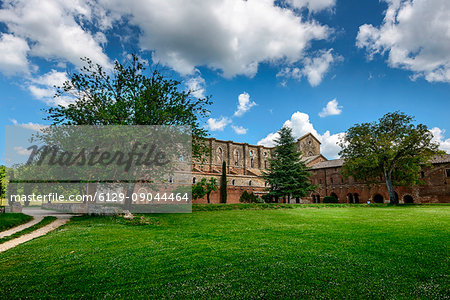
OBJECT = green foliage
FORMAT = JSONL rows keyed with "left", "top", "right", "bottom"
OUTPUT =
{"left": 239, "top": 191, "right": 261, "bottom": 203}
{"left": 192, "top": 177, "right": 218, "bottom": 203}
{"left": 0, "top": 206, "right": 448, "bottom": 298}
{"left": 45, "top": 55, "right": 211, "bottom": 159}
{"left": 263, "top": 126, "right": 316, "bottom": 200}
{"left": 0, "top": 213, "right": 33, "bottom": 231}
{"left": 0, "top": 165, "right": 5, "bottom": 200}
{"left": 193, "top": 203, "right": 296, "bottom": 211}
{"left": 339, "top": 111, "right": 444, "bottom": 205}
{"left": 220, "top": 161, "right": 227, "bottom": 203}
{"left": 323, "top": 196, "right": 338, "bottom": 203}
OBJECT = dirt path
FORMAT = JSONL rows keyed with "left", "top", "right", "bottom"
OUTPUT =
{"left": 0, "top": 218, "right": 70, "bottom": 253}
{"left": 0, "top": 216, "right": 43, "bottom": 239}
{"left": 0, "top": 207, "right": 75, "bottom": 253}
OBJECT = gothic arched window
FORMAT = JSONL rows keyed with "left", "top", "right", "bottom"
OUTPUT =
{"left": 233, "top": 149, "right": 240, "bottom": 166}
{"left": 216, "top": 147, "right": 223, "bottom": 164}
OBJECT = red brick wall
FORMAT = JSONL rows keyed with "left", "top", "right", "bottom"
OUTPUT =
{"left": 193, "top": 186, "right": 267, "bottom": 204}
{"left": 308, "top": 163, "right": 450, "bottom": 203}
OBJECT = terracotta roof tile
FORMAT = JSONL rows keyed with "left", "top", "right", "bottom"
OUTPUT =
{"left": 432, "top": 154, "right": 450, "bottom": 164}
{"left": 310, "top": 154, "right": 450, "bottom": 170}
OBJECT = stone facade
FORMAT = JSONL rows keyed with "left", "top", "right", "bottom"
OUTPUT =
{"left": 194, "top": 133, "right": 450, "bottom": 204}
{"left": 193, "top": 133, "right": 326, "bottom": 203}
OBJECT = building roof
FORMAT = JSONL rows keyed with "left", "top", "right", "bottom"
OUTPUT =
{"left": 301, "top": 155, "right": 325, "bottom": 165}
{"left": 310, "top": 154, "right": 450, "bottom": 170}
{"left": 297, "top": 133, "right": 321, "bottom": 145}
{"left": 310, "top": 158, "right": 344, "bottom": 169}
{"left": 432, "top": 154, "right": 450, "bottom": 164}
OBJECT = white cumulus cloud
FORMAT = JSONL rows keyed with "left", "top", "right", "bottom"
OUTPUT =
{"left": 234, "top": 92, "right": 257, "bottom": 117}
{"left": 356, "top": 0, "right": 450, "bottom": 82}
{"left": 318, "top": 98, "right": 342, "bottom": 117}
{"left": 206, "top": 117, "right": 231, "bottom": 132}
{"left": 0, "top": 33, "right": 30, "bottom": 75}
{"left": 13, "top": 146, "right": 33, "bottom": 156}
{"left": 0, "top": 0, "right": 112, "bottom": 74}
{"left": 10, "top": 119, "right": 48, "bottom": 131}
{"left": 97, "top": 0, "right": 332, "bottom": 78}
{"left": 430, "top": 127, "right": 450, "bottom": 153}
{"left": 277, "top": 49, "right": 341, "bottom": 86}
{"left": 286, "top": 0, "right": 336, "bottom": 12}
{"left": 28, "top": 69, "right": 74, "bottom": 106}
{"left": 185, "top": 75, "right": 206, "bottom": 99}
{"left": 257, "top": 111, "right": 344, "bottom": 159}
{"left": 232, "top": 125, "right": 248, "bottom": 135}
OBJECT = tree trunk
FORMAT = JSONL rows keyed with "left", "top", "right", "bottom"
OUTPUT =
{"left": 384, "top": 170, "right": 398, "bottom": 205}
{"left": 124, "top": 182, "right": 136, "bottom": 210}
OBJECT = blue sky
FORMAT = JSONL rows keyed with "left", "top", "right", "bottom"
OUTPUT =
{"left": 0, "top": 0, "right": 449, "bottom": 162}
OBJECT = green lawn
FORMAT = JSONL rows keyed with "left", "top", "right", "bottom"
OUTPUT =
{"left": 0, "top": 213, "right": 33, "bottom": 232}
{"left": 0, "top": 205, "right": 448, "bottom": 298}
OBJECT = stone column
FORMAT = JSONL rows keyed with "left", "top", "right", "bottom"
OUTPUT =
{"left": 243, "top": 143, "right": 248, "bottom": 175}
{"left": 209, "top": 138, "right": 214, "bottom": 173}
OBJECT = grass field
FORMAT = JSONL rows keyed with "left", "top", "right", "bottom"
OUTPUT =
{"left": 0, "top": 213, "right": 33, "bottom": 232}
{"left": 0, "top": 205, "right": 448, "bottom": 298}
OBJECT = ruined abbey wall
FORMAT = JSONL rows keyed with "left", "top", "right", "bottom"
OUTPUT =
{"left": 192, "top": 133, "right": 450, "bottom": 204}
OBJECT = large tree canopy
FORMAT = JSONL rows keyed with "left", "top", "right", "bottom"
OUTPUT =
{"left": 339, "top": 111, "right": 444, "bottom": 205}
{"left": 263, "top": 126, "right": 316, "bottom": 202}
{"left": 45, "top": 55, "right": 211, "bottom": 158}
{"left": 43, "top": 55, "right": 212, "bottom": 209}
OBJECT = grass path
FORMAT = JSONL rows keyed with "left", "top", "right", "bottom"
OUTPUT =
{"left": 0, "top": 216, "right": 42, "bottom": 238}
{"left": 0, "top": 216, "right": 57, "bottom": 244}
{"left": 0, "top": 218, "right": 69, "bottom": 253}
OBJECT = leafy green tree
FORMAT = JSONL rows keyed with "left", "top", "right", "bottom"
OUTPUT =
{"left": 0, "top": 166, "right": 5, "bottom": 203}
{"left": 339, "top": 111, "right": 444, "bottom": 205}
{"left": 44, "top": 55, "right": 212, "bottom": 208}
{"left": 220, "top": 161, "right": 227, "bottom": 203}
{"left": 192, "top": 181, "right": 206, "bottom": 201}
{"left": 46, "top": 55, "right": 211, "bottom": 157}
{"left": 192, "top": 177, "right": 218, "bottom": 203}
{"left": 263, "top": 127, "right": 316, "bottom": 203}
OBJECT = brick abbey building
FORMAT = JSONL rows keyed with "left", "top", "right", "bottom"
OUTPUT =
{"left": 193, "top": 133, "right": 450, "bottom": 204}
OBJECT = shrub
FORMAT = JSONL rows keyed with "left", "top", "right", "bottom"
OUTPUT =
{"left": 255, "top": 197, "right": 265, "bottom": 203}
{"left": 240, "top": 191, "right": 251, "bottom": 203}
{"left": 262, "top": 194, "right": 272, "bottom": 203}
{"left": 323, "top": 196, "right": 338, "bottom": 203}
{"left": 240, "top": 191, "right": 260, "bottom": 203}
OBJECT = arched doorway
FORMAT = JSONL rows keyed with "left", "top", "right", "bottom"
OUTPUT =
{"left": 353, "top": 193, "right": 359, "bottom": 203}
{"left": 403, "top": 195, "right": 414, "bottom": 204}
{"left": 373, "top": 194, "right": 384, "bottom": 203}
{"left": 330, "top": 192, "right": 338, "bottom": 201}
{"left": 347, "top": 193, "right": 354, "bottom": 203}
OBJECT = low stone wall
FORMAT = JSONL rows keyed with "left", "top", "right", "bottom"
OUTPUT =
{"left": 42, "top": 203, "right": 87, "bottom": 213}
{"left": 41, "top": 203, "right": 123, "bottom": 215}
{"left": 5, "top": 203, "right": 22, "bottom": 213}
{"left": 87, "top": 205, "right": 122, "bottom": 216}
